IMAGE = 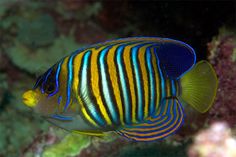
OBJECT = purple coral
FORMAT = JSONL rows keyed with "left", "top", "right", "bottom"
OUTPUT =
{"left": 20, "top": 127, "right": 58, "bottom": 157}
{"left": 207, "top": 29, "right": 236, "bottom": 127}
{"left": 188, "top": 122, "right": 236, "bottom": 157}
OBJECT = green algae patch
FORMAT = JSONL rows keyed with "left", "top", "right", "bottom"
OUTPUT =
{"left": 7, "top": 35, "right": 84, "bottom": 74}
{"left": 16, "top": 14, "right": 56, "bottom": 48}
{"left": 42, "top": 134, "right": 91, "bottom": 157}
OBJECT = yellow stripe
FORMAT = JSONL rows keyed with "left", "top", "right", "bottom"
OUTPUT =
{"left": 72, "top": 52, "right": 85, "bottom": 96}
{"left": 90, "top": 47, "right": 112, "bottom": 125}
{"left": 66, "top": 51, "right": 84, "bottom": 112}
{"left": 58, "top": 57, "right": 69, "bottom": 112}
{"left": 126, "top": 99, "right": 169, "bottom": 129}
{"left": 121, "top": 100, "right": 182, "bottom": 138}
{"left": 123, "top": 43, "right": 140, "bottom": 123}
{"left": 149, "top": 101, "right": 183, "bottom": 140}
{"left": 123, "top": 112, "right": 182, "bottom": 141}
{"left": 69, "top": 51, "right": 98, "bottom": 127}
{"left": 72, "top": 129, "right": 104, "bottom": 136}
{"left": 166, "top": 79, "right": 171, "bottom": 97}
{"left": 124, "top": 100, "right": 173, "bottom": 132}
{"left": 138, "top": 44, "right": 151, "bottom": 119}
{"left": 135, "top": 104, "right": 182, "bottom": 141}
{"left": 150, "top": 47, "right": 161, "bottom": 113}
{"left": 125, "top": 116, "right": 168, "bottom": 129}
{"left": 81, "top": 107, "right": 98, "bottom": 127}
{"left": 107, "top": 44, "right": 125, "bottom": 125}
{"left": 163, "top": 99, "right": 169, "bottom": 115}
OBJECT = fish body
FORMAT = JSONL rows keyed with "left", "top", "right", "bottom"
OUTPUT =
{"left": 22, "top": 37, "right": 218, "bottom": 141}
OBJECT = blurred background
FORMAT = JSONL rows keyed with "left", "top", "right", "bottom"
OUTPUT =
{"left": 0, "top": 1, "right": 236, "bottom": 157}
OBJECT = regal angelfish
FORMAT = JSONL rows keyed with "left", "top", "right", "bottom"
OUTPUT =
{"left": 22, "top": 37, "right": 218, "bottom": 141}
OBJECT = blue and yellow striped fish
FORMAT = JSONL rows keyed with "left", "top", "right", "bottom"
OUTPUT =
{"left": 22, "top": 37, "right": 218, "bottom": 141}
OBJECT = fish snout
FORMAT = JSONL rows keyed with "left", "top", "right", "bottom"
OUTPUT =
{"left": 22, "top": 90, "right": 39, "bottom": 108}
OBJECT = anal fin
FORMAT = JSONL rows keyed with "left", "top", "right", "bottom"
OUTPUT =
{"left": 116, "top": 98, "right": 185, "bottom": 142}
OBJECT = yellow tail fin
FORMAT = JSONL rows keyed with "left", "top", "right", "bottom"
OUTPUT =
{"left": 180, "top": 61, "right": 218, "bottom": 113}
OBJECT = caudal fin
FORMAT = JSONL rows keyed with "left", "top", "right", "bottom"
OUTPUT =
{"left": 180, "top": 61, "right": 218, "bottom": 113}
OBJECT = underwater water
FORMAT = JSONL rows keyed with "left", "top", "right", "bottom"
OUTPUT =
{"left": 0, "top": 1, "right": 236, "bottom": 157}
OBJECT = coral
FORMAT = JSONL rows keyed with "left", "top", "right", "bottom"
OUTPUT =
{"left": 188, "top": 122, "right": 236, "bottom": 157}
{"left": 20, "top": 126, "right": 119, "bottom": 157}
{"left": 6, "top": 35, "right": 83, "bottom": 74}
{"left": 21, "top": 127, "right": 60, "bottom": 157}
{"left": 232, "top": 48, "right": 236, "bottom": 62}
{"left": 207, "top": 28, "right": 236, "bottom": 127}
{"left": 42, "top": 133, "right": 91, "bottom": 157}
{"left": 56, "top": 1, "right": 102, "bottom": 20}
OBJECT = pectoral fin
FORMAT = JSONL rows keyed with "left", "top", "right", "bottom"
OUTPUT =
{"left": 46, "top": 112, "right": 100, "bottom": 132}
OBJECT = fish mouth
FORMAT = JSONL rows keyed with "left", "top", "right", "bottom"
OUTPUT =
{"left": 22, "top": 90, "right": 39, "bottom": 108}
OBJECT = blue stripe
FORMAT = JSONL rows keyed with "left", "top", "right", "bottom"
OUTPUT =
{"left": 121, "top": 99, "right": 184, "bottom": 139}
{"left": 57, "top": 96, "right": 62, "bottom": 105}
{"left": 142, "top": 100, "right": 178, "bottom": 131}
{"left": 99, "top": 47, "right": 118, "bottom": 123}
{"left": 33, "top": 76, "right": 43, "bottom": 89}
{"left": 137, "top": 99, "right": 172, "bottom": 127}
{"left": 41, "top": 68, "right": 53, "bottom": 94}
{"left": 137, "top": 104, "right": 181, "bottom": 137}
{"left": 80, "top": 51, "right": 105, "bottom": 126}
{"left": 48, "top": 61, "right": 62, "bottom": 97}
{"left": 64, "top": 54, "right": 75, "bottom": 111}
{"left": 171, "top": 80, "right": 176, "bottom": 96}
{"left": 51, "top": 114, "right": 73, "bottom": 121}
{"left": 154, "top": 47, "right": 166, "bottom": 101}
{"left": 117, "top": 45, "right": 131, "bottom": 124}
{"left": 132, "top": 45, "right": 144, "bottom": 121}
{"left": 146, "top": 47, "right": 155, "bottom": 115}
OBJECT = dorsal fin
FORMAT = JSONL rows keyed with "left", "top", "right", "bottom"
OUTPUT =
{"left": 155, "top": 39, "right": 196, "bottom": 79}
{"left": 116, "top": 98, "right": 185, "bottom": 142}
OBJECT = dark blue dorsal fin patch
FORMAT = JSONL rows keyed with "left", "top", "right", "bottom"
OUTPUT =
{"left": 116, "top": 98, "right": 185, "bottom": 142}
{"left": 156, "top": 39, "right": 196, "bottom": 79}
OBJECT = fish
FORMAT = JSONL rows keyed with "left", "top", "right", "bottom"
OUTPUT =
{"left": 22, "top": 37, "right": 218, "bottom": 142}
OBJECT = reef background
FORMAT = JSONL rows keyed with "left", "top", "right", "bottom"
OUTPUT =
{"left": 0, "top": 1, "right": 235, "bottom": 157}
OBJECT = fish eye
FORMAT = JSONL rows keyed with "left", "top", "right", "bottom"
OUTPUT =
{"left": 44, "top": 82, "right": 55, "bottom": 94}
